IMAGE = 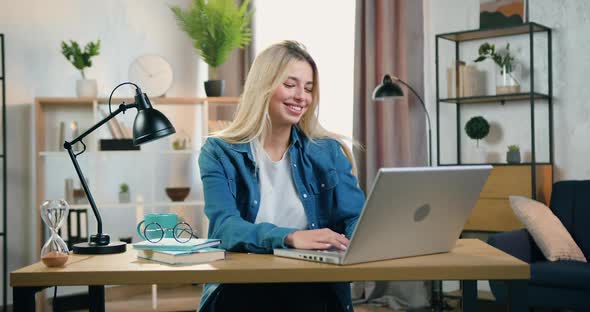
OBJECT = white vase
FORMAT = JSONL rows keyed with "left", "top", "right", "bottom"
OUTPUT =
{"left": 119, "top": 192, "right": 130, "bottom": 204}
{"left": 76, "top": 79, "right": 98, "bottom": 97}
{"left": 465, "top": 144, "right": 488, "bottom": 164}
{"left": 476, "top": 146, "right": 489, "bottom": 164}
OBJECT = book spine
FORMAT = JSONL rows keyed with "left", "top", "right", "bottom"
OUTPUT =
{"left": 99, "top": 108, "right": 120, "bottom": 139}
{"left": 458, "top": 61, "right": 466, "bottom": 98}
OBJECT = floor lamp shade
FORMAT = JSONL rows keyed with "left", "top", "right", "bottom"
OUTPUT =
{"left": 372, "top": 74, "right": 405, "bottom": 100}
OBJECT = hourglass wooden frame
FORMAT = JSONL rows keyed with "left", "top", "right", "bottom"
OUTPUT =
{"left": 40, "top": 199, "right": 70, "bottom": 267}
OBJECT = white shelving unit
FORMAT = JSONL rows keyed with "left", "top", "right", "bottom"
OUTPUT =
{"left": 34, "top": 96, "right": 238, "bottom": 254}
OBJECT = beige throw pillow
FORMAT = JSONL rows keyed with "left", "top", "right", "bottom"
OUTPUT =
{"left": 509, "top": 196, "right": 587, "bottom": 262}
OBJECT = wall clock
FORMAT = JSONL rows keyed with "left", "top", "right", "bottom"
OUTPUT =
{"left": 128, "top": 55, "right": 173, "bottom": 97}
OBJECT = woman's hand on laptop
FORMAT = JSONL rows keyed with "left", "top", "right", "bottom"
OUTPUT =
{"left": 285, "top": 228, "right": 349, "bottom": 251}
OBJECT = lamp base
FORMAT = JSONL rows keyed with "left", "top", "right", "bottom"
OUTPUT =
{"left": 73, "top": 241, "right": 127, "bottom": 254}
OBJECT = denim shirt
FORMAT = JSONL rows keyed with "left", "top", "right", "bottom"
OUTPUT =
{"left": 197, "top": 126, "right": 366, "bottom": 311}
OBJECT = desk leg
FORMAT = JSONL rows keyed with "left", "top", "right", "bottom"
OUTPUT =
{"left": 461, "top": 280, "right": 477, "bottom": 312}
{"left": 89, "top": 285, "right": 105, "bottom": 312}
{"left": 13, "top": 286, "right": 47, "bottom": 312}
{"left": 507, "top": 280, "right": 527, "bottom": 312}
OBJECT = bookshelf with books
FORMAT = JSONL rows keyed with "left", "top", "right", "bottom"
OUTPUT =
{"left": 34, "top": 96, "right": 239, "bottom": 255}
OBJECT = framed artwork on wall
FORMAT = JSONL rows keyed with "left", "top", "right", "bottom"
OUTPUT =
{"left": 480, "top": 0, "right": 529, "bottom": 29}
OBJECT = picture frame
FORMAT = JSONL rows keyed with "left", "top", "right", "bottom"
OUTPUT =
{"left": 479, "top": 0, "right": 529, "bottom": 29}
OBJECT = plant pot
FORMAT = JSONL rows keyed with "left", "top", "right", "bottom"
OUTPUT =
{"left": 464, "top": 144, "right": 489, "bottom": 163}
{"left": 506, "top": 150, "right": 521, "bottom": 164}
{"left": 76, "top": 79, "right": 98, "bottom": 97}
{"left": 475, "top": 146, "right": 489, "bottom": 163}
{"left": 495, "top": 65, "right": 520, "bottom": 95}
{"left": 204, "top": 80, "right": 225, "bottom": 97}
{"left": 119, "top": 191, "right": 130, "bottom": 203}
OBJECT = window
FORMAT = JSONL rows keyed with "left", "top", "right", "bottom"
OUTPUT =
{"left": 254, "top": 0, "right": 356, "bottom": 140}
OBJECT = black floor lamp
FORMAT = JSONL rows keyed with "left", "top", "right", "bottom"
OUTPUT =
{"left": 372, "top": 74, "right": 432, "bottom": 167}
{"left": 65, "top": 82, "right": 176, "bottom": 254}
{"left": 373, "top": 74, "right": 450, "bottom": 311}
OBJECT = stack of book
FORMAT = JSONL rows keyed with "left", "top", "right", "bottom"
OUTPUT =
{"left": 447, "top": 61, "right": 483, "bottom": 98}
{"left": 133, "top": 238, "right": 225, "bottom": 265}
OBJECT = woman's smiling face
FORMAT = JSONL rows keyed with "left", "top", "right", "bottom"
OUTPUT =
{"left": 268, "top": 60, "right": 314, "bottom": 129}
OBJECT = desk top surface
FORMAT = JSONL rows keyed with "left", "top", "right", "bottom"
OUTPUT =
{"left": 11, "top": 239, "right": 529, "bottom": 287}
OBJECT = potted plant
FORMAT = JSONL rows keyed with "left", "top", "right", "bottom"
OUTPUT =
{"left": 119, "top": 183, "right": 130, "bottom": 203}
{"left": 465, "top": 116, "right": 490, "bottom": 147}
{"left": 474, "top": 42, "right": 520, "bottom": 94}
{"left": 61, "top": 39, "right": 101, "bottom": 97}
{"left": 171, "top": 0, "right": 253, "bottom": 97}
{"left": 507, "top": 144, "right": 521, "bottom": 163}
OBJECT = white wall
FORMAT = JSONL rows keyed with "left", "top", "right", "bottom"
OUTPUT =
{"left": 253, "top": 0, "right": 356, "bottom": 141}
{"left": 425, "top": 0, "right": 590, "bottom": 181}
{"left": 533, "top": 0, "right": 590, "bottom": 180}
{"left": 6, "top": 1, "right": 203, "bottom": 102}
{"left": 0, "top": 0, "right": 204, "bottom": 303}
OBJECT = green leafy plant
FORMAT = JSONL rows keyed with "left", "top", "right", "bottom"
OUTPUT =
{"left": 119, "top": 183, "right": 129, "bottom": 194}
{"left": 465, "top": 116, "right": 490, "bottom": 147}
{"left": 474, "top": 42, "right": 515, "bottom": 74}
{"left": 170, "top": 0, "right": 253, "bottom": 80}
{"left": 507, "top": 144, "right": 520, "bottom": 152}
{"left": 61, "top": 39, "right": 101, "bottom": 79}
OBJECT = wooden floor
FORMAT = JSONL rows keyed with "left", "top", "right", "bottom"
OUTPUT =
{"left": 99, "top": 284, "right": 462, "bottom": 312}
{"left": 102, "top": 284, "right": 201, "bottom": 312}
{"left": 68, "top": 284, "right": 502, "bottom": 312}
{"left": 101, "top": 284, "right": 409, "bottom": 312}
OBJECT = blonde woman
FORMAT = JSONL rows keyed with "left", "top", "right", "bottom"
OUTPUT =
{"left": 198, "top": 41, "right": 365, "bottom": 312}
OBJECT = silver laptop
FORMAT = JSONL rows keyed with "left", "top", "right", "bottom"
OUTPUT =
{"left": 273, "top": 165, "right": 492, "bottom": 265}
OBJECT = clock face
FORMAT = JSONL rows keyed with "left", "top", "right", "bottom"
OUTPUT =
{"left": 128, "top": 55, "right": 174, "bottom": 97}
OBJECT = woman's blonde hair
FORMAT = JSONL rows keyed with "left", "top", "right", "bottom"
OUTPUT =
{"left": 213, "top": 40, "right": 358, "bottom": 175}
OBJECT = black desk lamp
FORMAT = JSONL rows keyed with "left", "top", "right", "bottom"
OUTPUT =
{"left": 372, "top": 74, "right": 432, "bottom": 166}
{"left": 65, "top": 82, "right": 176, "bottom": 254}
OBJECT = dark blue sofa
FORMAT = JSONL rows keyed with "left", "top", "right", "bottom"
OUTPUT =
{"left": 487, "top": 180, "right": 590, "bottom": 311}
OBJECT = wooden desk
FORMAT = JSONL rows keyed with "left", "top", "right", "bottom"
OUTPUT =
{"left": 11, "top": 239, "right": 529, "bottom": 311}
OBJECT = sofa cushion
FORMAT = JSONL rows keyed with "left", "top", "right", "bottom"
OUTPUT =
{"left": 510, "top": 196, "right": 587, "bottom": 262}
{"left": 531, "top": 261, "right": 590, "bottom": 289}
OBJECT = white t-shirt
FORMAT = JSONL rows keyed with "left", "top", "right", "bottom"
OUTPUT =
{"left": 251, "top": 140, "right": 308, "bottom": 229}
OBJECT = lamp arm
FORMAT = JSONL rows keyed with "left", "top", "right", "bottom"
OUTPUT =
{"left": 68, "top": 103, "right": 137, "bottom": 146}
{"left": 394, "top": 77, "right": 433, "bottom": 166}
{"left": 63, "top": 102, "right": 137, "bottom": 245}
{"left": 393, "top": 78, "right": 431, "bottom": 130}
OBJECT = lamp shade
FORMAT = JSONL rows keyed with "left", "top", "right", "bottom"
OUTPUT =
{"left": 131, "top": 90, "right": 176, "bottom": 145}
{"left": 372, "top": 74, "right": 404, "bottom": 100}
{"left": 133, "top": 108, "right": 176, "bottom": 145}
{"left": 370, "top": 74, "right": 433, "bottom": 166}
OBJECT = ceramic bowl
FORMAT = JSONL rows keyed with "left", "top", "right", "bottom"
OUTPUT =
{"left": 165, "top": 187, "right": 190, "bottom": 202}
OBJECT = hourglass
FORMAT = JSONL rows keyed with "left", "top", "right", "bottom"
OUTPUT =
{"left": 40, "top": 199, "right": 70, "bottom": 267}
